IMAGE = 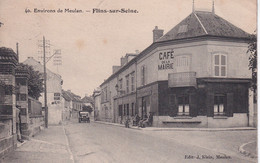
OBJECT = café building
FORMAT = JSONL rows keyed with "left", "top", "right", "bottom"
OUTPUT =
{"left": 100, "top": 9, "right": 253, "bottom": 128}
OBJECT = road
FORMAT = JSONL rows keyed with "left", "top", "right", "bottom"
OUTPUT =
{"left": 63, "top": 120, "right": 257, "bottom": 163}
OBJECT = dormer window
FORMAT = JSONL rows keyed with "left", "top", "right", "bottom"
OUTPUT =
{"left": 178, "top": 25, "right": 188, "bottom": 34}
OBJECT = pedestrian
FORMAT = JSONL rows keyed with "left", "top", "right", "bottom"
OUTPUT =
{"left": 138, "top": 113, "right": 148, "bottom": 128}
{"left": 133, "top": 114, "right": 140, "bottom": 126}
{"left": 125, "top": 116, "right": 130, "bottom": 128}
{"left": 16, "top": 105, "right": 23, "bottom": 143}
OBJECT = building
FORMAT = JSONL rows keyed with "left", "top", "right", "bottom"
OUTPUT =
{"left": 62, "top": 90, "right": 83, "bottom": 119}
{"left": 61, "top": 90, "right": 73, "bottom": 120}
{"left": 81, "top": 94, "right": 94, "bottom": 116}
{"left": 93, "top": 88, "right": 101, "bottom": 121}
{"left": 99, "top": 9, "right": 254, "bottom": 128}
{"left": 23, "top": 57, "right": 63, "bottom": 125}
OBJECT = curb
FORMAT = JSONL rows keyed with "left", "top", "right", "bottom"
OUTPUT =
{"left": 94, "top": 121, "right": 142, "bottom": 130}
{"left": 94, "top": 121, "right": 257, "bottom": 131}
{"left": 239, "top": 141, "right": 257, "bottom": 159}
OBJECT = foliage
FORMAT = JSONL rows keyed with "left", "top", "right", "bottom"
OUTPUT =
{"left": 82, "top": 105, "right": 93, "bottom": 113}
{"left": 247, "top": 33, "right": 257, "bottom": 94}
{"left": 17, "top": 63, "right": 44, "bottom": 99}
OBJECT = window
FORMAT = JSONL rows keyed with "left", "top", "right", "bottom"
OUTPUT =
{"left": 118, "top": 105, "right": 123, "bottom": 116}
{"left": 54, "top": 93, "right": 60, "bottom": 101}
{"left": 119, "top": 79, "right": 123, "bottom": 95}
{"left": 126, "top": 104, "right": 129, "bottom": 116}
{"left": 178, "top": 25, "right": 188, "bottom": 34}
{"left": 104, "top": 87, "right": 107, "bottom": 101}
{"left": 131, "top": 103, "right": 134, "bottom": 116}
{"left": 123, "top": 104, "right": 126, "bottom": 116}
{"left": 16, "top": 93, "right": 27, "bottom": 101}
{"left": 214, "top": 94, "right": 226, "bottom": 116}
{"left": 141, "top": 66, "right": 146, "bottom": 86}
{"left": 177, "top": 95, "right": 189, "bottom": 116}
{"left": 131, "top": 72, "right": 135, "bottom": 92}
{"left": 214, "top": 54, "right": 227, "bottom": 77}
{"left": 119, "top": 79, "right": 122, "bottom": 90}
{"left": 126, "top": 75, "right": 129, "bottom": 93}
{"left": 175, "top": 55, "right": 190, "bottom": 72}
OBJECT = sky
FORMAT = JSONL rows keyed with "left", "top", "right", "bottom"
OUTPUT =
{"left": 0, "top": 0, "right": 257, "bottom": 97}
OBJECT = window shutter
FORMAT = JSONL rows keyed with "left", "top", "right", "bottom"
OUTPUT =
{"left": 206, "top": 93, "right": 214, "bottom": 117}
{"left": 169, "top": 94, "right": 178, "bottom": 116}
{"left": 226, "top": 93, "right": 234, "bottom": 117}
{"left": 189, "top": 93, "right": 197, "bottom": 117}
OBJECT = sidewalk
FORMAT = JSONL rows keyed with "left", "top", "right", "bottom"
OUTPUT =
{"left": 94, "top": 120, "right": 257, "bottom": 131}
{"left": 1, "top": 125, "right": 73, "bottom": 163}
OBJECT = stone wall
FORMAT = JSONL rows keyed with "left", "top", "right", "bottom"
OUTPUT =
{"left": 0, "top": 47, "right": 18, "bottom": 158}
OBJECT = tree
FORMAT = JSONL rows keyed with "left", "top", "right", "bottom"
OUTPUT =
{"left": 247, "top": 33, "right": 257, "bottom": 94}
{"left": 17, "top": 63, "right": 44, "bottom": 99}
{"left": 82, "top": 105, "right": 93, "bottom": 113}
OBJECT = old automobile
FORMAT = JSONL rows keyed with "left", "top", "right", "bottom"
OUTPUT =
{"left": 78, "top": 111, "right": 90, "bottom": 123}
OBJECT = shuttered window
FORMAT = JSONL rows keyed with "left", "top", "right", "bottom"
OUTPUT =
{"left": 214, "top": 54, "right": 227, "bottom": 77}
{"left": 118, "top": 105, "right": 123, "bottom": 116}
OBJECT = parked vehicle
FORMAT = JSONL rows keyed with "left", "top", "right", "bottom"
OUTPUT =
{"left": 78, "top": 111, "right": 90, "bottom": 123}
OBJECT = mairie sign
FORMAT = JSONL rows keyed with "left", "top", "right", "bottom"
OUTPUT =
{"left": 158, "top": 50, "right": 174, "bottom": 70}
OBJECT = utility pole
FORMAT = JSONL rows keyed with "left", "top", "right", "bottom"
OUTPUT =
{"left": 43, "top": 36, "right": 48, "bottom": 128}
{"left": 38, "top": 37, "right": 60, "bottom": 128}
{"left": 16, "top": 43, "right": 19, "bottom": 62}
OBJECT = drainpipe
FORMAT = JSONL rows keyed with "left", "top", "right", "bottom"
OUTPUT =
{"left": 135, "top": 60, "right": 138, "bottom": 116}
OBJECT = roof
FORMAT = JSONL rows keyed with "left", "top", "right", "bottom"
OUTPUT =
{"left": 23, "top": 57, "right": 62, "bottom": 80}
{"left": 62, "top": 90, "right": 72, "bottom": 101}
{"left": 62, "top": 90, "right": 82, "bottom": 102}
{"left": 157, "top": 11, "right": 250, "bottom": 42}
{"left": 0, "top": 47, "right": 18, "bottom": 64}
{"left": 82, "top": 96, "right": 94, "bottom": 104}
{"left": 100, "top": 11, "right": 251, "bottom": 87}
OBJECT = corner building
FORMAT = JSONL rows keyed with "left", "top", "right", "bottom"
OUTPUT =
{"left": 100, "top": 11, "right": 253, "bottom": 128}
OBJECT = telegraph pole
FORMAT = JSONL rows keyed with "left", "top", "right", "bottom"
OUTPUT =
{"left": 43, "top": 36, "right": 48, "bottom": 128}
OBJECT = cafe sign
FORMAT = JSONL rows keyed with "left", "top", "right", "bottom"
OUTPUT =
{"left": 158, "top": 50, "right": 174, "bottom": 70}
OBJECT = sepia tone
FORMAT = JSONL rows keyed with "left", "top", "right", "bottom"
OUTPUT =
{"left": 0, "top": 0, "right": 257, "bottom": 162}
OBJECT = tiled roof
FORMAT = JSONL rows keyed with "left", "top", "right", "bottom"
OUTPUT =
{"left": 62, "top": 90, "right": 72, "bottom": 101}
{"left": 62, "top": 90, "right": 82, "bottom": 102}
{"left": 100, "top": 11, "right": 251, "bottom": 87}
{"left": 82, "top": 96, "right": 94, "bottom": 103}
{"left": 157, "top": 11, "right": 250, "bottom": 42}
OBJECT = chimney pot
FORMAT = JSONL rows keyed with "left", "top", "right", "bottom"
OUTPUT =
{"left": 153, "top": 26, "right": 164, "bottom": 42}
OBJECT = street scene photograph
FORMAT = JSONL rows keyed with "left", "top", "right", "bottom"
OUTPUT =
{"left": 0, "top": 0, "right": 257, "bottom": 162}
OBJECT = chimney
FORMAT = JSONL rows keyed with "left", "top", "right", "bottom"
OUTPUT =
{"left": 112, "top": 66, "right": 121, "bottom": 73}
{"left": 192, "top": 0, "right": 195, "bottom": 12}
{"left": 153, "top": 26, "right": 164, "bottom": 42}
{"left": 120, "top": 56, "right": 127, "bottom": 66}
{"left": 16, "top": 43, "right": 19, "bottom": 62}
